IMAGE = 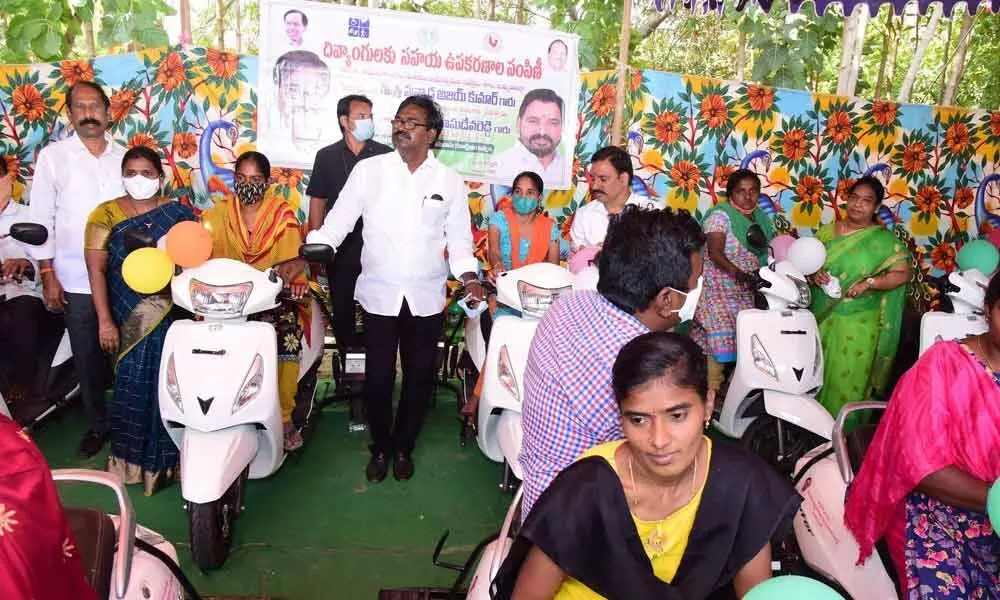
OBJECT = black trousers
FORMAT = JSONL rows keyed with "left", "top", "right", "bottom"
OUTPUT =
{"left": 326, "top": 249, "right": 362, "bottom": 353}
{"left": 0, "top": 296, "right": 62, "bottom": 391}
{"left": 64, "top": 293, "right": 109, "bottom": 434}
{"left": 363, "top": 300, "right": 444, "bottom": 456}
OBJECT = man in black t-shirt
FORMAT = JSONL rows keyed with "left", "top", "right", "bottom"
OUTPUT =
{"left": 306, "top": 94, "right": 391, "bottom": 377}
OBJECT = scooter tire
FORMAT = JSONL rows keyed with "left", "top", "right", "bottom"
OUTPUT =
{"left": 188, "top": 470, "right": 245, "bottom": 570}
{"left": 188, "top": 500, "right": 232, "bottom": 571}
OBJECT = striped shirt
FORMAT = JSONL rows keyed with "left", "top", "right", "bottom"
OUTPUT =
{"left": 519, "top": 290, "right": 649, "bottom": 516}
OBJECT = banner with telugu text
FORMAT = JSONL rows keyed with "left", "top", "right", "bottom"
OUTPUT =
{"left": 257, "top": 0, "right": 579, "bottom": 189}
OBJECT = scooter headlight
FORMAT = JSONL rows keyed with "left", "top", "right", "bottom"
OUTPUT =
{"left": 189, "top": 279, "right": 254, "bottom": 317}
{"left": 497, "top": 345, "right": 520, "bottom": 404}
{"left": 751, "top": 334, "right": 777, "bottom": 380}
{"left": 232, "top": 354, "right": 264, "bottom": 414}
{"left": 165, "top": 353, "right": 183, "bottom": 413}
{"left": 517, "top": 281, "right": 571, "bottom": 320}
{"left": 788, "top": 275, "right": 811, "bottom": 308}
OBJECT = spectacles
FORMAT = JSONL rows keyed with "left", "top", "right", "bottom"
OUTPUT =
{"left": 391, "top": 118, "right": 428, "bottom": 131}
{"left": 236, "top": 175, "right": 268, "bottom": 184}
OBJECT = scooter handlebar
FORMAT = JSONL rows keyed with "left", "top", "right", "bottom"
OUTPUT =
{"left": 832, "top": 401, "right": 888, "bottom": 485}
{"left": 925, "top": 274, "right": 959, "bottom": 295}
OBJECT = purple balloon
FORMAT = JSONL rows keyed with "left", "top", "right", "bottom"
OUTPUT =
{"left": 569, "top": 246, "right": 601, "bottom": 274}
{"left": 770, "top": 235, "right": 796, "bottom": 262}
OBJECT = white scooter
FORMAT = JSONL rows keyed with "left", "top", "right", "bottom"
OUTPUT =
{"left": 476, "top": 262, "right": 575, "bottom": 489}
{"left": 0, "top": 223, "right": 78, "bottom": 430}
{"left": 157, "top": 240, "right": 332, "bottom": 570}
{"left": 53, "top": 469, "right": 196, "bottom": 600}
{"left": 791, "top": 401, "right": 897, "bottom": 599}
{"left": 713, "top": 236, "right": 835, "bottom": 473}
{"left": 919, "top": 269, "right": 989, "bottom": 356}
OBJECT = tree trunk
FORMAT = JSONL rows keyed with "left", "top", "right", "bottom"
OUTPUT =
{"left": 846, "top": 5, "right": 869, "bottom": 95}
{"left": 515, "top": 0, "right": 525, "bottom": 23}
{"left": 736, "top": 29, "right": 746, "bottom": 82}
{"left": 886, "top": 15, "right": 901, "bottom": 96}
{"left": 836, "top": 9, "right": 860, "bottom": 96}
{"left": 82, "top": 16, "right": 97, "bottom": 56}
{"left": 874, "top": 11, "right": 893, "bottom": 98}
{"left": 216, "top": 0, "right": 226, "bottom": 50}
{"left": 942, "top": 10, "right": 975, "bottom": 106}
{"left": 179, "top": 0, "right": 192, "bottom": 45}
{"left": 473, "top": 0, "right": 481, "bottom": 20}
{"left": 611, "top": 0, "right": 633, "bottom": 145}
{"left": 489, "top": 0, "right": 496, "bottom": 20}
{"left": 938, "top": 14, "right": 954, "bottom": 104}
{"left": 898, "top": 6, "right": 941, "bottom": 103}
{"left": 234, "top": 0, "right": 242, "bottom": 54}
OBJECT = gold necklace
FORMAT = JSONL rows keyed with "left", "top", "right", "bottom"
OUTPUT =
{"left": 978, "top": 337, "right": 998, "bottom": 372}
{"left": 626, "top": 442, "right": 700, "bottom": 558}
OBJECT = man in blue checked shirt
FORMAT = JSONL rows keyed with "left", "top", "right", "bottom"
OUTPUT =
{"left": 519, "top": 205, "right": 706, "bottom": 517}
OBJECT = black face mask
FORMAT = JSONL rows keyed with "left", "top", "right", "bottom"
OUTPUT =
{"left": 234, "top": 180, "right": 267, "bottom": 206}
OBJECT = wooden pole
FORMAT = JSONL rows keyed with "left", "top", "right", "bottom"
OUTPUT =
{"left": 611, "top": 0, "right": 632, "bottom": 146}
{"left": 179, "top": 0, "right": 193, "bottom": 45}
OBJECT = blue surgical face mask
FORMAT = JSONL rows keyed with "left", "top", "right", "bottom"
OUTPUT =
{"left": 512, "top": 195, "right": 539, "bottom": 215}
{"left": 352, "top": 118, "right": 375, "bottom": 142}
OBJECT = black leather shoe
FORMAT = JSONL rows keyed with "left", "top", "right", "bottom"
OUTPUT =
{"left": 77, "top": 430, "right": 107, "bottom": 459}
{"left": 393, "top": 453, "right": 414, "bottom": 481}
{"left": 366, "top": 452, "right": 388, "bottom": 483}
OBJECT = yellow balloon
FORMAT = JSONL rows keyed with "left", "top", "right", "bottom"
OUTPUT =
{"left": 122, "top": 247, "right": 175, "bottom": 294}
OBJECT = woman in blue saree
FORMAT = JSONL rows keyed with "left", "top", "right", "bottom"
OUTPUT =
{"left": 84, "top": 146, "right": 196, "bottom": 495}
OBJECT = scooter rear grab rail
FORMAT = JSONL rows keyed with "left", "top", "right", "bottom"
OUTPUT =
{"left": 832, "top": 401, "right": 888, "bottom": 485}
{"left": 52, "top": 469, "right": 135, "bottom": 600}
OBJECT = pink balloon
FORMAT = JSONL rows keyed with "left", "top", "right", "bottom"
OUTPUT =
{"left": 770, "top": 235, "right": 797, "bottom": 263}
{"left": 569, "top": 246, "right": 601, "bottom": 274}
{"left": 988, "top": 229, "right": 1000, "bottom": 251}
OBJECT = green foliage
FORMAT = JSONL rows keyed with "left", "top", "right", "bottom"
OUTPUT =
{"left": 0, "top": 0, "right": 174, "bottom": 63}
{"left": 741, "top": 3, "right": 842, "bottom": 91}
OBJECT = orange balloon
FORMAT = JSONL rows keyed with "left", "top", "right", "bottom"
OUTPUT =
{"left": 165, "top": 221, "right": 213, "bottom": 268}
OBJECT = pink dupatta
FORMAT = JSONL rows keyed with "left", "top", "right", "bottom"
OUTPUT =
{"left": 844, "top": 340, "right": 1000, "bottom": 568}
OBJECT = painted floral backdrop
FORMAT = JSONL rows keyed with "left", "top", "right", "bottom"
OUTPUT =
{"left": 3, "top": 47, "right": 1000, "bottom": 304}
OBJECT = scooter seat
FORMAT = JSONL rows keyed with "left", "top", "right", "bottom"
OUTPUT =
{"left": 65, "top": 506, "right": 116, "bottom": 599}
{"left": 845, "top": 424, "right": 879, "bottom": 475}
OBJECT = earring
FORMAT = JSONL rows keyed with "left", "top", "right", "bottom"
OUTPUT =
{"left": 704, "top": 419, "right": 710, "bottom": 430}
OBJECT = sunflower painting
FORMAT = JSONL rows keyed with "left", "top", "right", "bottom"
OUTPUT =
{"left": 0, "top": 47, "right": 998, "bottom": 281}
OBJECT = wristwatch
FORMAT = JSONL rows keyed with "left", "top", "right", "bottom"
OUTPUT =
{"left": 865, "top": 277, "right": 876, "bottom": 288}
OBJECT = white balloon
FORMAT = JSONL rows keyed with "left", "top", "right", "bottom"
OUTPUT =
{"left": 787, "top": 237, "right": 827, "bottom": 275}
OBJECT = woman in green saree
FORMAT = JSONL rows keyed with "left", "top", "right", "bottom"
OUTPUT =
{"left": 810, "top": 176, "right": 910, "bottom": 421}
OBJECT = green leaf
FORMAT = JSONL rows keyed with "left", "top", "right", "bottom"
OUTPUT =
{"left": 33, "top": 29, "right": 64, "bottom": 61}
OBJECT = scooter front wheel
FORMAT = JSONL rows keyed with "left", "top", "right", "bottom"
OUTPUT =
{"left": 188, "top": 469, "right": 246, "bottom": 570}
{"left": 741, "top": 416, "right": 823, "bottom": 475}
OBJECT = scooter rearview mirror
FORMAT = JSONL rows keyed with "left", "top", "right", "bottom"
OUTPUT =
{"left": 7, "top": 222, "right": 48, "bottom": 246}
{"left": 123, "top": 227, "right": 156, "bottom": 252}
{"left": 299, "top": 243, "right": 334, "bottom": 264}
{"left": 746, "top": 224, "right": 767, "bottom": 251}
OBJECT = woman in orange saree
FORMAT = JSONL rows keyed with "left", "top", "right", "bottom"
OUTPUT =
{"left": 201, "top": 151, "right": 310, "bottom": 451}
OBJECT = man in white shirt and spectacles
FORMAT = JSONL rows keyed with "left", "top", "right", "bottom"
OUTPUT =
{"left": 308, "top": 95, "right": 485, "bottom": 482}
{"left": 29, "top": 82, "right": 126, "bottom": 458}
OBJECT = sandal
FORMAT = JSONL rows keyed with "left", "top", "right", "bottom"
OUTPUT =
{"left": 283, "top": 422, "right": 304, "bottom": 452}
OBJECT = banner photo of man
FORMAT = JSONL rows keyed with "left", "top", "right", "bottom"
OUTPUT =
{"left": 258, "top": 0, "right": 579, "bottom": 189}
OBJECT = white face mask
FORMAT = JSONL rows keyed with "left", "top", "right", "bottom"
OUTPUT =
{"left": 123, "top": 175, "right": 160, "bottom": 200}
{"left": 352, "top": 118, "right": 375, "bottom": 142}
{"left": 670, "top": 276, "right": 703, "bottom": 323}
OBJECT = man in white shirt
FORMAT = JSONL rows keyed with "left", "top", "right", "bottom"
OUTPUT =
{"left": 1, "top": 160, "right": 62, "bottom": 413}
{"left": 309, "top": 95, "right": 485, "bottom": 482}
{"left": 282, "top": 9, "right": 309, "bottom": 49}
{"left": 570, "top": 145, "right": 665, "bottom": 249}
{"left": 29, "top": 81, "right": 126, "bottom": 458}
{"left": 493, "top": 89, "right": 567, "bottom": 187}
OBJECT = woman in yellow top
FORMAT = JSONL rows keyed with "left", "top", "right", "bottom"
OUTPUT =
{"left": 83, "top": 146, "right": 197, "bottom": 495}
{"left": 201, "top": 151, "right": 309, "bottom": 451}
{"left": 493, "top": 332, "right": 801, "bottom": 599}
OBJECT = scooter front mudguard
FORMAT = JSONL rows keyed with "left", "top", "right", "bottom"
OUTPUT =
{"left": 763, "top": 390, "right": 835, "bottom": 440}
{"left": 179, "top": 426, "right": 259, "bottom": 504}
